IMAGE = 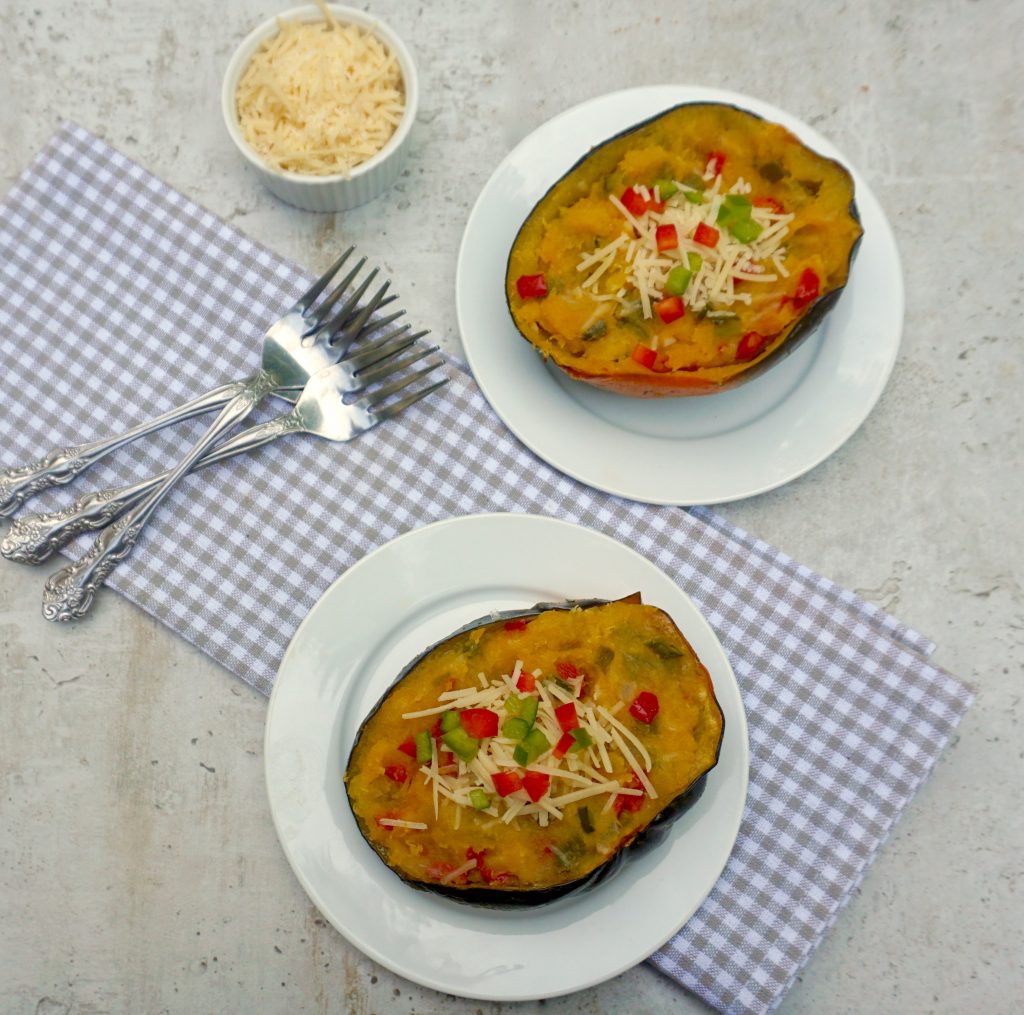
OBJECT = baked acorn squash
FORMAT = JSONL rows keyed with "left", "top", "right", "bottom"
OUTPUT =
{"left": 345, "top": 595, "right": 724, "bottom": 906}
{"left": 505, "top": 102, "right": 863, "bottom": 397}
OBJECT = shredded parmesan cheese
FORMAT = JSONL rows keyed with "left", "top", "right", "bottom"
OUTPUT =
{"left": 575, "top": 164, "right": 794, "bottom": 319}
{"left": 599, "top": 705, "right": 654, "bottom": 772}
{"left": 397, "top": 661, "right": 662, "bottom": 829}
{"left": 441, "top": 858, "right": 477, "bottom": 884}
{"left": 430, "top": 737, "right": 439, "bottom": 820}
{"left": 235, "top": 2, "right": 405, "bottom": 177}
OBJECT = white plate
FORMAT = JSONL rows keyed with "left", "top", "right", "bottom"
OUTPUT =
{"left": 265, "top": 514, "right": 748, "bottom": 1001}
{"left": 456, "top": 86, "right": 904, "bottom": 506}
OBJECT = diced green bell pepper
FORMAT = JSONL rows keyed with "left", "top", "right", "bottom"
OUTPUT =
{"left": 513, "top": 727, "right": 550, "bottom": 766}
{"left": 469, "top": 788, "right": 491, "bottom": 810}
{"left": 714, "top": 194, "right": 762, "bottom": 243}
{"left": 664, "top": 265, "right": 692, "bottom": 296}
{"left": 442, "top": 727, "right": 479, "bottom": 762}
{"left": 569, "top": 728, "right": 594, "bottom": 752}
{"left": 723, "top": 193, "right": 752, "bottom": 213}
{"left": 654, "top": 177, "right": 678, "bottom": 200}
{"left": 502, "top": 717, "right": 531, "bottom": 741}
{"left": 518, "top": 695, "right": 539, "bottom": 727}
{"left": 414, "top": 730, "right": 432, "bottom": 764}
{"left": 729, "top": 218, "right": 763, "bottom": 243}
{"left": 440, "top": 709, "right": 460, "bottom": 733}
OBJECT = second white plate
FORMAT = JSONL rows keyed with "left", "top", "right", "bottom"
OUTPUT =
{"left": 456, "top": 85, "right": 904, "bottom": 506}
{"left": 265, "top": 514, "right": 748, "bottom": 1001}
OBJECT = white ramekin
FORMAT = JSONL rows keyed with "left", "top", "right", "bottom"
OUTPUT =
{"left": 221, "top": 4, "right": 418, "bottom": 212}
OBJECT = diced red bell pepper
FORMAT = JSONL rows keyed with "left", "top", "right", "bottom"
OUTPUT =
{"left": 555, "top": 701, "right": 580, "bottom": 733}
{"left": 491, "top": 771, "right": 523, "bottom": 797}
{"left": 629, "top": 691, "right": 660, "bottom": 724}
{"left": 552, "top": 731, "right": 576, "bottom": 760}
{"left": 631, "top": 343, "right": 657, "bottom": 369}
{"left": 522, "top": 771, "right": 551, "bottom": 803}
{"left": 655, "top": 224, "right": 679, "bottom": 252}
{"left": 707, "top": 151, "right": 727, "bottom": 176}
{"left": 753, "top": 196, "right": 785, "bottom": 213}
{"left": 693, "top": 222, "right": 720, "bottom": 249}
{"left": 383, "top": 764, "right": 407, "bottom": 783}
{"left": 460, "top": 708, "right": 499, "bottom": 739}
{"left": 465, "top": 848, "right": 512, "bottom": 885}
{"left": 614, "top": 774, "right": 646, "bottom": 816}
{"left": 620, "top": 186, "right": 648, "bottom": 217}
{"left": 791, "top": 267, "right": 820, "bottom": 310}
{"left": 654, "top": 295, "right": 685, "bottom": 324}
{"left": 516, "top": 670, "right": 536, "bottom": 692}
{"left": 430, "top": 717, "right": 443, "bottom": 739}
{"left": 466, "top": 846, "right": 494, "bottom": 882}
{"left": 504, "top": 618, "right": 528, "bottom": 632}
{"left": 516, "top": 274, "right": 548, "bottom": 299}
{"left": 619, "top": 185, "right": 666, "bottom": 215}
{"left": 735, "top": 331, "right": 770, "bottom": 363}
{"left": 397, "top": 737, "right": 418, "bottom": 759}
{"left": 555, "top": 660, "right": 579, "bottom": 681}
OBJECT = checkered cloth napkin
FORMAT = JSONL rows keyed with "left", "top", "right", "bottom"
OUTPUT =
{"left": 0, "top": 125, "right": 972, "bottom": 1015}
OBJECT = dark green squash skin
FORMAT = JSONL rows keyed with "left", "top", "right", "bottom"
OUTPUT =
{"left": 504, "top": 100, "right": 863, "bottom": 395}
{"left": 345, "top": 596, "right": 725, "bottom": 909}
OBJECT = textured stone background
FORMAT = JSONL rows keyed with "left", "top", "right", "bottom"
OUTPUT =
{"left": 1, "top": 1, "right": 1021, "bottom": 1013}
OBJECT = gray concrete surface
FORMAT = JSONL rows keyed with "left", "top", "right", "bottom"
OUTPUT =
{"left": 1, "top": 1, "right": 1021, "bottom": 1013}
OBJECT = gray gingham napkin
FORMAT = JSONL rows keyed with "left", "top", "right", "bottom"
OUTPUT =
{"left": 0, "top": 125, "right": 972, "bottom": 1015}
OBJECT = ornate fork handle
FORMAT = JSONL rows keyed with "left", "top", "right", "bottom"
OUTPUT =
{"left": 0, "top": 444, "right": 98, "bottom": 516}
{"left": 40, "top": 512, "right": 146, "bottom": 622}
{"left": 2, "top": 485, "right": 142, "bottom": 565}
{"left": 4, "top": 413, "right": 305, "bottom": 565}
{"left": 42, "top": 372, "right": 275, "bottom": 622}
{"left": 0, "top": 380, "right": 243, "bottom": 517}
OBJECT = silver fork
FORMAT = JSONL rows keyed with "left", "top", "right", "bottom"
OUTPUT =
{"left": 22, "top": 251, "right": 404, "bottom": 622}
{"left": 2, "top": 324, "right": 428, "bottom": 565}
{"left": 0, "top": 248, "right": 398, "bottom": 516}
{"left": 40, "top": 342, "right": 449, "bottom": 621}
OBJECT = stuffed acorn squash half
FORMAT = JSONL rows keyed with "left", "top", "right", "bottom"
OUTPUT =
{"left": 345, "top": 595, "right": 725, "bottom": 906}
{"left": 505, "top": 102, "right": 863, "bottom": 397}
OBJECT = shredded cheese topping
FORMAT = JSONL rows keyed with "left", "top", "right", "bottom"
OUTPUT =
{"left": 440, "top": 858, "right": 477, "bottom": 884}
{"left": 376, "top": 818, "right": 428, "bottom": 830}
{"left": 399, "top": 662, "right": 654, "bottom": 828}
{"left": 578, "top": 168, "right": 794, "bottom": 318}
{"left": 235, "top": 2, "right": 405, "bottom": 177}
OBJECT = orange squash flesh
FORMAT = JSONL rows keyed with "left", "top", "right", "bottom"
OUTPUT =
{"left": 345, "top": 598, "right": 724, "bottom": 905}
{"left": 505, "top": 102, "right": 863, "bottom": 397}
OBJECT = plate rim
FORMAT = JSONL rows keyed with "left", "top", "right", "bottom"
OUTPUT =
{"left": 455, "top": 84, "right": 905, "bottom": 506}
{"left": 264, "top": 512, "right": 749, "bottom": 1001}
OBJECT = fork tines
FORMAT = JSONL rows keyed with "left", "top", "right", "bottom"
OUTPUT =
{"left": 298, "top": 247, "right": 403, "bottom": 352}
{"left": 362, "top": 355, "right": 449, "bottom": 422}
{"left": 302, "top": 250, "right": 449, "bottom": 421}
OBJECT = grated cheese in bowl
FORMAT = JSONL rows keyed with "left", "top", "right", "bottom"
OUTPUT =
{"left": 235, "top": 3, "right": 405, "bottom": 178}
{"left": 222, "top": 4, "right": 418, "bottom": 210}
